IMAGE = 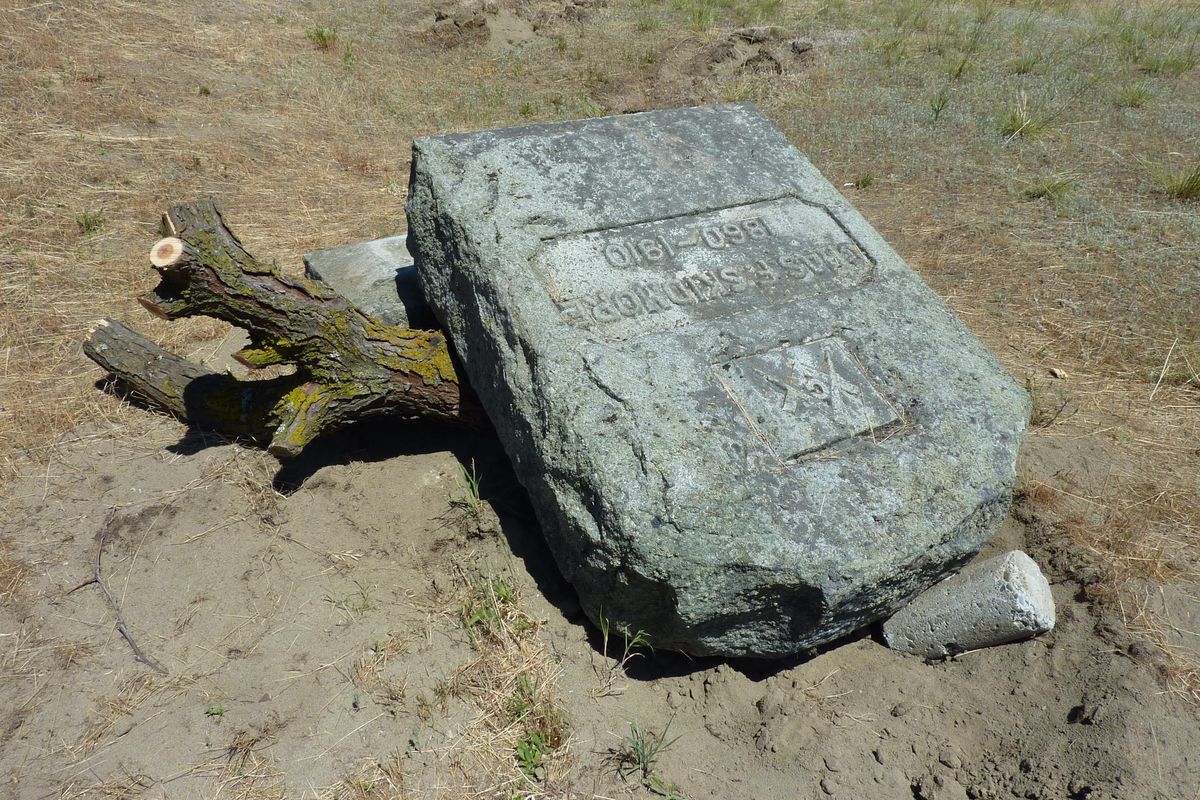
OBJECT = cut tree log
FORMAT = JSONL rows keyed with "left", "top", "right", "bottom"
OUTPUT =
{"left": 83, "top": 199, "right": 481, "bottom": 457}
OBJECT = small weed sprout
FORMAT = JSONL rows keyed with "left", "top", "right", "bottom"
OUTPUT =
{"left": 325, "top": 580, "right": 375, "bottom": 619}
{"left": 929, "top": 89, "right": 950, "bottom": 123}
{"left": 613, "top": 718, "right": 683, "bottom": 794}
{"left": 592, "top": 610, "right": 652, "bottom": 697}
{"left": 853, "top": 174, "right": 874, "bottom": 190}
{"left": 354, "top": 581, "right": 373, "bottom": 610}
{"left": 306, "top": 26, "right": 338, "bottom": 50}
{"left": 515, "top": 731, "right": 547, "bottom": 780}
{"left": 451, "top": 459, "right": 484, "bottom": 520}
{"left": 76, "top": 211, "right": 104, "bottom": 236}
{"left": 205, "top": 704, "right": 225, "bottom": 720}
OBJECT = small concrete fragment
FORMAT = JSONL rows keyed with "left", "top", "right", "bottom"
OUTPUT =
{"left": 302, "top": 236, "right": 435, "bottom": 329}
{"left": 883, "top": 550, "right": 1055, "bottom": 659}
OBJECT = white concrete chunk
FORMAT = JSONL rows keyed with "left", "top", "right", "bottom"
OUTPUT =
{"left": 883, "top": 550, "right": 1055, "bottom": 659}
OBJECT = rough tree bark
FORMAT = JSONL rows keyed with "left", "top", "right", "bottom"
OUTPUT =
{"left": 83, "top": 199, "right": 480, "bottom": 457}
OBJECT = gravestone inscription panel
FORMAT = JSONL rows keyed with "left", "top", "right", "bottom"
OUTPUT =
{"left": 407, "top": 104, "right": 1029, "bottom": 657}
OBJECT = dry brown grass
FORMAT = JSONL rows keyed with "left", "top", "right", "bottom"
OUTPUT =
{"left": 443, "top": 571, "right": 574, "bottom": 798}
{"left": 1121, "top": 586, "right": 1200, "bottom": 706}
{"left": 0, "top": 536, "right": 28, "bottom": 606}
{"left": 317, "top": 754, "right": 408, "bottom": 800}
{"left": 0, "top": 0, "right": 428, "bottom": 492}
{"left": 75, "top": 672, "right": 189, "bottom": 756}
{"left": 65, "top": 769, "right": 154, "bottom": 800}
{"left": 350, "top": 633, "right": 410, "bottom": 708}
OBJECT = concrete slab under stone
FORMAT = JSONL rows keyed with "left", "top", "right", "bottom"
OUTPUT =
{"left": 883, "top": 550, "right": 1055, "bottom": 659}
{"left": 302, "top": 235, "right": 436, "bottom": 328}
{"left": 406, "top": 103, "right": 1030, "bottom": 657}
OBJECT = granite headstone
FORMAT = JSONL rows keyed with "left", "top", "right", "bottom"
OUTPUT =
{"left": 406, "top": 103, "right": 1029, "bottom": 657}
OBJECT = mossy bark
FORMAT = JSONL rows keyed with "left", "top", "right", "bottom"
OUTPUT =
{"left": 84, "top": 199, "right": 481, "bottom": 457}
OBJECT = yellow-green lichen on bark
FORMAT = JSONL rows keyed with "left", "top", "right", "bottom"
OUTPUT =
{"left": 101, "top": 199, "right": 480, "bottom": 459}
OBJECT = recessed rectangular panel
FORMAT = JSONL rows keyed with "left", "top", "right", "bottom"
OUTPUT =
{"left": 715, "top": 338, "right": 900, "bottom": 459}
{"left": 531, "top": 197, "right": 873, "bottom": 340}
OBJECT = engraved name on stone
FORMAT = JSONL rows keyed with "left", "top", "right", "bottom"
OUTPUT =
{"left": 531, "top": 197, "right": 874, "bottom": 339}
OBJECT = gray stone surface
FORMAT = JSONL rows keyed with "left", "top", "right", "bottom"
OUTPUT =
{"left": 883, "top": 550, "right": 1056, "bottom": 659}
{"left": 406, "top": 103, "right": 1030, "bottom": 657}
{"left": 302, "top": 235, "right": 435, "bottom": 328}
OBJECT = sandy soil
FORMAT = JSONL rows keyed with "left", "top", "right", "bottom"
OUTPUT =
{"left": 1, "top": 404, "right": 1197, "bottom": 799}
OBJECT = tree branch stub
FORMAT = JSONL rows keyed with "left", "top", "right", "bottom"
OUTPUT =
{"left": 84, "top": 199, "right": 481, "bottom": 457}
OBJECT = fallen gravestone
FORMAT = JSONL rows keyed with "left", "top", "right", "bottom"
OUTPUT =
{"left": 406, "top": 103, "right": 1030, "bottom": 657}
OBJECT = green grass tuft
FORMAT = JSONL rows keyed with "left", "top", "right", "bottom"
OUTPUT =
{"left": 1021, "top": 174, "right": 1076, "bottom": 202}
{"left": 1008, "top": 53, "right": 1039, "bottom": 74}
{"left": 306, "top": 25, "right": 338, "bottom": 50}
{"left": 76, "top": 210, "right": 104, "bottom": 236}
{"left": 1139, "top": 49, "right": 1199, "bottom": 76}
{"left": 1159, "top": 162, "right": 1200, "bottom": 201}
{"left": 998, "top": 91, "right": 1054, "bottom": 140}
{"left": 1113, "top": 82, "right": 1151, "bottom": 108}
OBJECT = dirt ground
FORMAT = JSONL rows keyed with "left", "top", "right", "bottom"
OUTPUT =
{"left": 1, "top": 396, "right": 1198, "bottom": 800}
{"left": 2, "top": 0, "right": 1199, "bottom": 798}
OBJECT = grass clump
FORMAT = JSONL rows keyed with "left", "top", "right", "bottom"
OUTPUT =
{"left": 1139, "top": 48, "right": 1198, "bottom": 77}
{"left": 460, "top": 574, "right": 519, "bottom": 639}
{"left": 1159, "top": 162, "right": 1200, "bottom": 201}
{"left": 1022, "top": 174, "right": 1076, "bottom": 202}
{"left": 306, "top": 25, "right": 338, "bottom": 50}
{"left": 998, "top": 91, "right": 1055, "bottom": 140}
{"left": 509, "top": 673, "right": 566, "bottom": 783}
{"left": 75, "top": 210, "right": 104, "bottom": 236}
{"left": 592, "top": 610, "right": 653, "bottom": 698}
{"left": 1008, "top": 52, "right": 1039, "bottom": 74}
{"left": 1113, "top": 82, "right": 1151, "bottom": 108}
{"left": 449, "top": 570, "right": 569, "bottom": 789}
{"left": 671, "top": 0, "right": 782, "bottom": 31}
